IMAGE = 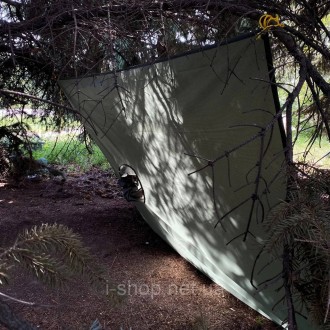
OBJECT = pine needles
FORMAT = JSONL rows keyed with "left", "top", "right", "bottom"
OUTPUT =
{"left": 0, "top": 223, "right": 106, "bottom": 288}
{"left": 262, "top": 164, "right": 330, "bottom": 327}
{"left": 0, "top": 223, "right": 122, "bottom": 329}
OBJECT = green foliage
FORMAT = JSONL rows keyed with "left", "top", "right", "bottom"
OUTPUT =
{"left": 0, "top": 122, "right": 40, "bottom": 157}
{"left": 263, "top": 164, "right": 330, "bottom": 327}
{"left": 0, "top": 224, "right": 117, "bottom": 329}
{"left": 0, "top": 224, "right": 106, "bottom": 288}
{"left": 294, "top": 136, "right": 330, "bottom": 168}
{"left": 0, "top": 116, "right": 110, "bottom": 177}
{"left": 33, "top": 137, "right": 110, "bottom": 171}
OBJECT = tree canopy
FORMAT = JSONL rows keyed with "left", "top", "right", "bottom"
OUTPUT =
{"left": 0, "top": 0, "right": 329, "bottom": 160}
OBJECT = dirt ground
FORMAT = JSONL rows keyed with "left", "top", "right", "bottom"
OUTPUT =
{"left": 0, "top": 169, "right": 281, "bottom": 330}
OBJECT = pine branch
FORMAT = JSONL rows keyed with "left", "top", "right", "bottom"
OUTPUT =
{"left": 0, "top": 263, "right": 10, "bottom": 286}
{"left": 258, "top": 164, "right": 330, "bottom": 327}
{"left": 0, "top": 224, "right": 106, "bottom": 288}
{"left": 0, "top": 292, "right": 54, "bottom": 308}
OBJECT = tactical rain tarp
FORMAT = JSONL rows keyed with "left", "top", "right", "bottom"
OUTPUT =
{"left": 60, "top": 34, "right": 307, "bottom": 328}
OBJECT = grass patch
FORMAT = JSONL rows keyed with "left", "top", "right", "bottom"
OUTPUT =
{"left": 294, "top": 135, "right": 330, "bottom": 168}
{"left": 0, "top": 114, "right": 109, "bottom": 172}
{"left": 33, "top": 131, "right": 329, "bottom": 171}
{"left": 3, "top": 113, "right": 329, "bottom": 171}
{"left": 33, "top": 135, "right": 110, "bottom": 172}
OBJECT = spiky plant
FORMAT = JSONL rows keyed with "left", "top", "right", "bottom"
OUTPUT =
{"left": 262, "top": 164, "right": 330, "bottom": 328}
{"left": 0, "top": 223, "right": 114, "bottom": 329}
{"left": 0, "top": 223, "right": 105, "bottom": 287}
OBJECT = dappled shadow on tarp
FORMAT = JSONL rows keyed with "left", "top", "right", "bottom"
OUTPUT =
{"left": 58, "top": 35, "right": 304, "bottom": 328}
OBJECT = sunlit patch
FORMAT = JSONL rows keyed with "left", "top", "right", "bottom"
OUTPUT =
{"left": 8, "top": 201, "right": 13, "bottom": 204}
{"left": 0, "top": 183, "right": 7, "bottom": 188}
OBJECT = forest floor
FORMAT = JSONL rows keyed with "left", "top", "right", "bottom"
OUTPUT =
{"left": 0, "top": 168, "right": 281, "bottom": 330}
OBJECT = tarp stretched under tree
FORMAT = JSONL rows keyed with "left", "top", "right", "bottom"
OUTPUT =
{"left": 60, "top": 34, "right": 307, "bottom": 328}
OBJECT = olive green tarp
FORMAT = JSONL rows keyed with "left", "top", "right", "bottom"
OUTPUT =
{"left": 60, "top": 34, "right": 308, "bottom": 328}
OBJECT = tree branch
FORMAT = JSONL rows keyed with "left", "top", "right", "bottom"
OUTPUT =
{"left": 273, "top": 29, "right": 330, "bottom": 98}
{"left": 0, "top": 292, "right": 55, "bottom": 308}
{"left": 283, "top": 244, "right": 298, "bottom": 330}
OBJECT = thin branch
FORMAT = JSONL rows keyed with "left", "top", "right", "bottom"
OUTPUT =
{"left": 0, "top": 88, "right": 98, "bottom": 134}
{"left": 211, "top": 165, "right": 226, "bottom": 231}
{"left": 214, "top": 196, "right": 251, "bottom": 228}
{"left": 305, "top": 77, "right": 330, "bottom": 141}
{"left": 283, "top": 244, "right": 298, "bottom": 330}
{"left": 0, "top": 89, "right": 79, "bottom": 114}
{"left": 0, "top": 292, "right": 55, "bottom": 308}
{"left": 274, "top": 29, "right": 330, "bottom": 97}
